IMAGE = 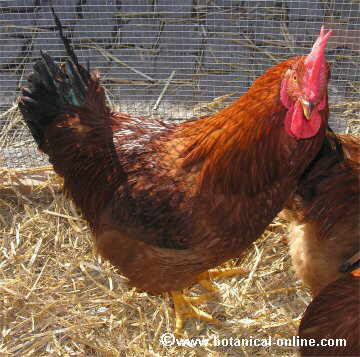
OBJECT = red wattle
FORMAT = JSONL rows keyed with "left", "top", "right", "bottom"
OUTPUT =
{"left": 284, "top": 101, "right": 322, "bottom": 139}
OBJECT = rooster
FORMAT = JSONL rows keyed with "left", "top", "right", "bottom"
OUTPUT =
{"left": 18, "top": 11, "right": 333, "bottom": 334}
{"left": 298, "top": 269, "right": 360, "bottom": 356}
{"left": 281, "top": 133, "right": 359, "bottom": 296}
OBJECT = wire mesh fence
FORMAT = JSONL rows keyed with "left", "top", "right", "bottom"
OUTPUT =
{"left": 0, "top": 0, "right": 359, "bottom": 168}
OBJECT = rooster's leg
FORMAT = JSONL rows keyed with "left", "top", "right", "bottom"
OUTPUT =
{"left": 171, "top": 266, "right": 247, "bottom": 335}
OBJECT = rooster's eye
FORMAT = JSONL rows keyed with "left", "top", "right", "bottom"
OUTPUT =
{"left": 293, "top": 75, "right": 297, "bottom": 82}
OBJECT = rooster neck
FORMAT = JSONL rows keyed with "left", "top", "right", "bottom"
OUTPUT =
{"left": 181, "top": 92, "right": 326, "bottom": 197}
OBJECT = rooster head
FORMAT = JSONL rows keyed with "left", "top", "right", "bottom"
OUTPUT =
{"left": 281, "top": 26, "right": 332, "bottom": 139}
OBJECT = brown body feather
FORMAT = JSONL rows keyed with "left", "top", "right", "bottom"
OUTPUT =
{"left": 281, "top": 134, "right": 360, "bottom": 296}
{"left": 299, "top": 273, "right": 360, "bottom": 356}
{"left": 181, "top": 59, "right": 310, "bottom": 197}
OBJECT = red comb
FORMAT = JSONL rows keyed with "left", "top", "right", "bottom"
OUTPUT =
{"left": 304, "top": 26, "right": 332, "bottom": 100}
{"left": 306, "top": 26, "right": 333, "bottom": 60}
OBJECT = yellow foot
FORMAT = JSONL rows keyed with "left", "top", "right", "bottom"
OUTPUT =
{"left": 196, "top": 266, "right": 248, "bottom": 294}
{"left": 171, "top": 290, "right": 221, "bottom": 336}
{"left": 171, "top": 266, "right": 248, "bottom": 335}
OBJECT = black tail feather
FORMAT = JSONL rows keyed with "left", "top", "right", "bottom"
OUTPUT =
{"left": 18, "top": 8, "right": 92, "bottom": 148}
{"left": 64, "top": 57, "right": 88, "bottom": 104}
{"left": 51, "top": 7, "right": 91, "bottom": 86}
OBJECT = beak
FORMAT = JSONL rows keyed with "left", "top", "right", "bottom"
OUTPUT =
{"left": 300, "top": 99, "right": 315, "bottom": 120}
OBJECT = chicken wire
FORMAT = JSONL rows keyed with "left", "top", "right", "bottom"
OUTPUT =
{"left": 0, "top": 0, "right": 359, "bottom": 168}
